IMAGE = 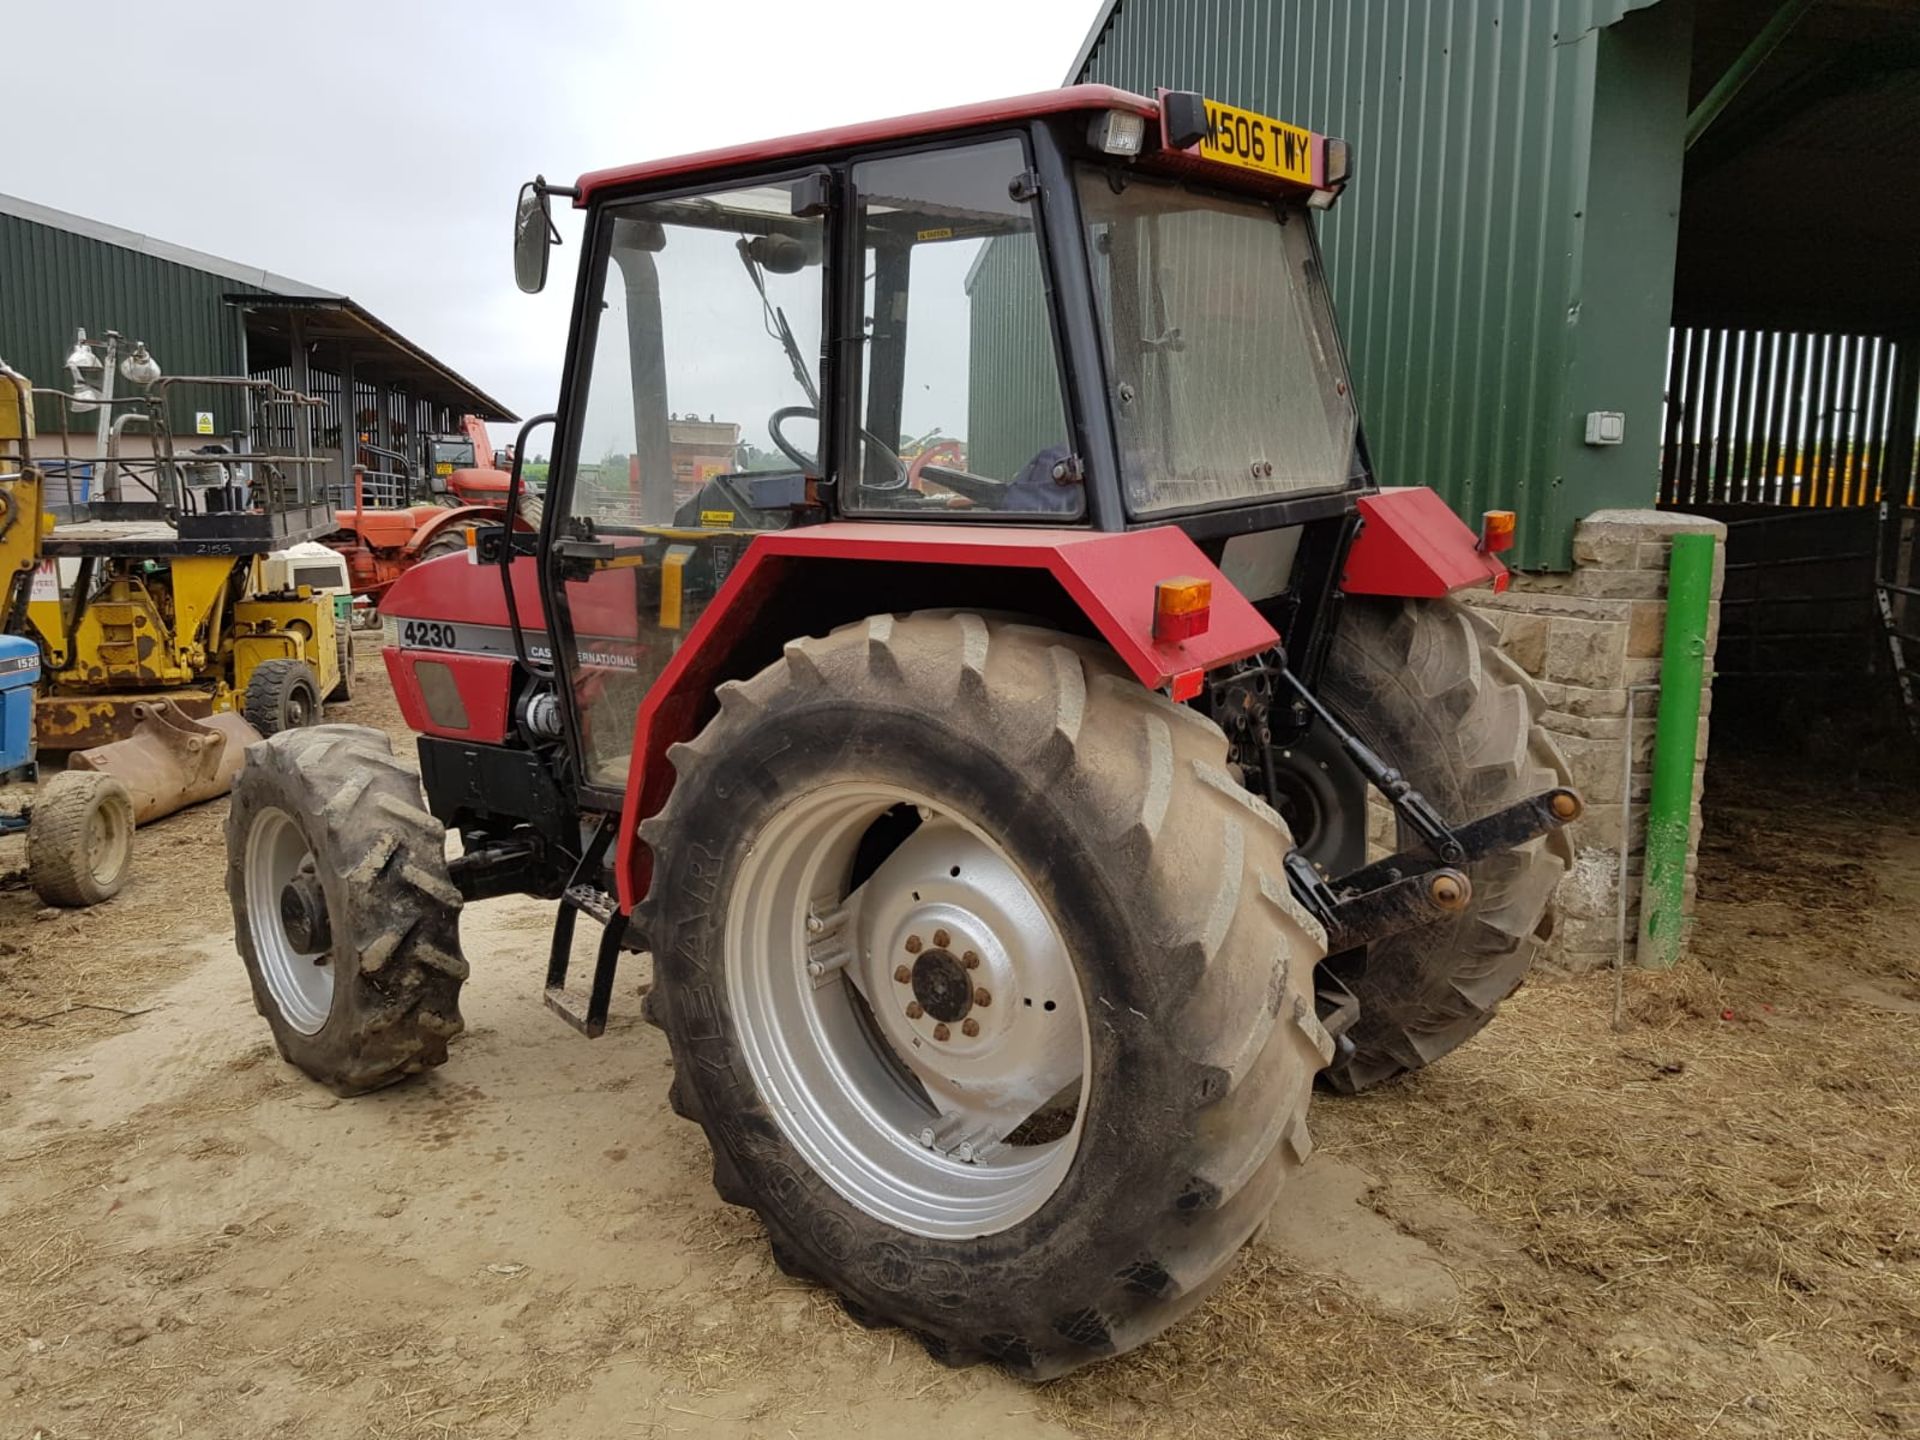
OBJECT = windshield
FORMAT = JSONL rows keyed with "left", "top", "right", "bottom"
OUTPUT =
{"left": 428, "top": 438, "right": 476, "bottom": 476}
{"left": 1077, "top": 170, "right": 1361, "bottom": 516}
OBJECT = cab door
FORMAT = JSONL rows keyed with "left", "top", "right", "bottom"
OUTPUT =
{"left": 538, "top": 173, "right": 833, "bottom": 801}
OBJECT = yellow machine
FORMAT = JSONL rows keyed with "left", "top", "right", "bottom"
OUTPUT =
{"left": 2, "top": 341, "right": 341, "bottom": 889}
{"left": 1, "top": 361, "right": 135, "bottom": 906}
{"left": 24, "top": 341, "right": 342, "bottom": 757}
{"left": 0, "top": 368, "right": 47, "bottom": 612}
{"left": 27, "top": 537, "right": 341, "bottom": 750}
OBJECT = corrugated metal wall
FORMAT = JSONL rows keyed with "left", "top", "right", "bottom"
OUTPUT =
{"left": 1077, "top": 0, "right": 1690, "bottom": 568}
{"left": 0, "top": 212, "right": 262, "bottom": 437}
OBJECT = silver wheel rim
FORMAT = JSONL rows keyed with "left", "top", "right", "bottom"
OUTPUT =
{"left": 725, "top": 782, "right": 1091, "bottom": 1239}
{"left": 245, "top": 807, "right": 333, "bottom": 1034}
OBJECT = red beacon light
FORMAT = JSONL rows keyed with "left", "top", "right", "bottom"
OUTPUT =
{"left": 1478, "top": 509, "right": 1516, "bottom": 555}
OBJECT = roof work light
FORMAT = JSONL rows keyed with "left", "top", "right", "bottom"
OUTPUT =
{"left": 1089, "top": 109, "right": 1147, "bottom": 157}
{"left": 1323, "top": 136, "right": 1353, "bottom": 187}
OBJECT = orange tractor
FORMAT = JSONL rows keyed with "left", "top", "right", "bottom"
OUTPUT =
{"left": 324, "top": 415, "right": 531, "bottom": 614}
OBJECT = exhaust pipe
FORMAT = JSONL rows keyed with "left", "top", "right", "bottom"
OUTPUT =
{"left": 67, "top": 701, "right": 261, "bottom": 824}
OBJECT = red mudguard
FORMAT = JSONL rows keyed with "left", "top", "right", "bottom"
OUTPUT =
{"left": 614, "top": 523, "right": 1278, "bottom": 908}
{"left": 1341, "top": 488, "right": 1509, "bottom": 597}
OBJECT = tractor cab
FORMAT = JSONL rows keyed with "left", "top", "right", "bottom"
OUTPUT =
{"left": 498, "top": 85, "right": 1374, "bottom": 803}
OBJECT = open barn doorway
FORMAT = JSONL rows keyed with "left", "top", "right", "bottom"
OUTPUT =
{"left": 1662, "top": 0, "right": 1920, "bottom": 779}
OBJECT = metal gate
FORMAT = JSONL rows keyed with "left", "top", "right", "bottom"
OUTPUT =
{"left": 1660, "top": 325, "right": 1920, "bottom": 510}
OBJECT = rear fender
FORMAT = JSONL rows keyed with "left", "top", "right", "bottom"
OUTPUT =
{"left": 615, "top": 522, "right": 1277, "bottom": 908}
{"left": 1341, "top": 488, "right": 1509, "bottom": 597}
{"left": 331, "top": 505, "right": 444, "bottom": 552}
{"left": 402, "top": 505, "right": 513, "bottom": 557}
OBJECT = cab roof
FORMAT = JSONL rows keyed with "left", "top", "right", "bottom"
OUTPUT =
{"left": 574, "top": 84, "right": 1160, "bottom": 203}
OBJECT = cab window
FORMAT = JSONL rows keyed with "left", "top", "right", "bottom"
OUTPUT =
{"left": 848, "top": 138, "right": 1081, "bottom": 518}
{"left": 553, "top": 175, "right": 828, "bottom": 789}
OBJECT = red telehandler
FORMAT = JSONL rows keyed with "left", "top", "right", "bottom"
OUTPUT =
{"left": 223, "top": 85, "right": 1577, "bottom": 1376}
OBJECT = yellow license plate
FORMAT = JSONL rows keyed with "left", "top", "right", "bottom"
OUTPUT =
{"left": 1194, "top": 98, "right": 1316, "bottom": 186}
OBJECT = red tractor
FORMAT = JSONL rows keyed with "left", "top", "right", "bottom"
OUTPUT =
{"left": 224, "top": 86, "right": 1576, "bottom": 1376}
{"left": 324, "top": 414, "right": 529, "bottom": 610}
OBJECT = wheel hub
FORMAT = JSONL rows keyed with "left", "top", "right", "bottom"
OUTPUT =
{"left": 856, "top": 822, "right": 1082, "bottom": 1155}
{"left": 909, "top": 948, "right": 973, "bottom": 1022}
{"left": 278, "top": 871, "right": 331, "bottom": 954}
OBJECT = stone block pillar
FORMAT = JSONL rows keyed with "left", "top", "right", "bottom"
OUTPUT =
{"left": 1463, "top": 510, "right": 1725, "bottom": 971}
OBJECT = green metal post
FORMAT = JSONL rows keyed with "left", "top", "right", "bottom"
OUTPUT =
{"left": 1638, "top": 533, "right": 1717, "bottom": 968}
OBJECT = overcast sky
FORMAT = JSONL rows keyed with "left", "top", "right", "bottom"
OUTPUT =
{"left": 7, "top": 0, "right": 1101, "bottom": 445}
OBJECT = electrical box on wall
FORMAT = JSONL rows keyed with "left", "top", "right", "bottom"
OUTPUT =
{"left": 1585, "top": 411, "right": 1626, "bottom": 446}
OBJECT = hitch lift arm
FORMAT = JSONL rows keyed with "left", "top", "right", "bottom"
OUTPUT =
{"left": 1230, "top": 648, "right": 1581, "bottom": 952}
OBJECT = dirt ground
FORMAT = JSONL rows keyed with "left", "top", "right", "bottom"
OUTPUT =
{"left": 3, "top": 641, "right": 1916, "bottom": 1439}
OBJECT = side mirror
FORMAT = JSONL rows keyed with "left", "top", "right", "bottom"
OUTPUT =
{"left": 514, "top": 181, "right": 555, "bottom": 294}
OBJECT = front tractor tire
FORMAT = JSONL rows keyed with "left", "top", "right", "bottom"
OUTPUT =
{"left": 1310, "top": 597, "right": 1574, "bottom": 1094}
{"left": 244, "top": 658, "right": 322, "bottom": 736}
{"left": 641, "top": 613, "right": 1333, "bottom": 1378}
{"left": 224, "top": 725, "right": 467, "bottom": 1095}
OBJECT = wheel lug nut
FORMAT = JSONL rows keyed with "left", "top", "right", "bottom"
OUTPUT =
{"left": 973, "top": 987, "right": 991, "bottom": 1008}
{"left": 933, "top": 1023, "right": 950, "bottom": 1041}
{"left": 961, "top": 1018, "right": 980, "bottom": 1037}
{"left": 933, "top": 928, "right": 950, "bottom": 948}
{"left": 906, "top": 1001, "right": 924, "bottom": 1020}
{"left": 893, "top": 964, "right": 912, "bottom": 984}
{"left": 962, "top": 950, "right": 980, "bottom": 969}
{"left": 904, "top": 936, "right": 923, "bottom": 954}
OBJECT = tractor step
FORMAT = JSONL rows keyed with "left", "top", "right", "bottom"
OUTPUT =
{"left": 543, "top": 884, "right": 629, "bottom": 1037}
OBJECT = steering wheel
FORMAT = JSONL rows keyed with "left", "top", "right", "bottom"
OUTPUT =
{"left": 769, "top": 405, "right": 910, "bottom": 491}
{"left": 913, "top": 464, "right": 1015, "bottom": 507}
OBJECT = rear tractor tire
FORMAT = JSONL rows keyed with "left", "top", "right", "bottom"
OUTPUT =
{"left": 224, "top": 725, "right": 467, "bottom": 1095}
{"left": 641, "top": 612, "right": 1333, "bottom": 1378}
{"left": 27, "top": 771, "right": 135, "bottom": 907}
{"left": 1302, "top": 596, "right": 1574, "bottom": 1094}
{"left": 244, "top": 658, "right": 322, "bottom": 736}
{"left": 417, "top": 530, "right": 468, "bottom": 562}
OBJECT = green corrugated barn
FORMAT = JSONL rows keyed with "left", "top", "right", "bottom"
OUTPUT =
{"left": 0, "top": 192, "right": 513, "bottom": 479}
{"left": 1069, "top": 0, "right": 1920, "bottom": 570}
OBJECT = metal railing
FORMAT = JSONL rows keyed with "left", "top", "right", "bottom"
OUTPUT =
{"left": 29, "top": 376, "right": 330, "bottom": 523}
{"left": 329, "top": 467, "right": 412, "bottom": 511}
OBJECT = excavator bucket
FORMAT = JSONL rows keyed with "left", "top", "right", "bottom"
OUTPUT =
{"left": 67, "top": 701, "right": 261, "bottom": 825}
